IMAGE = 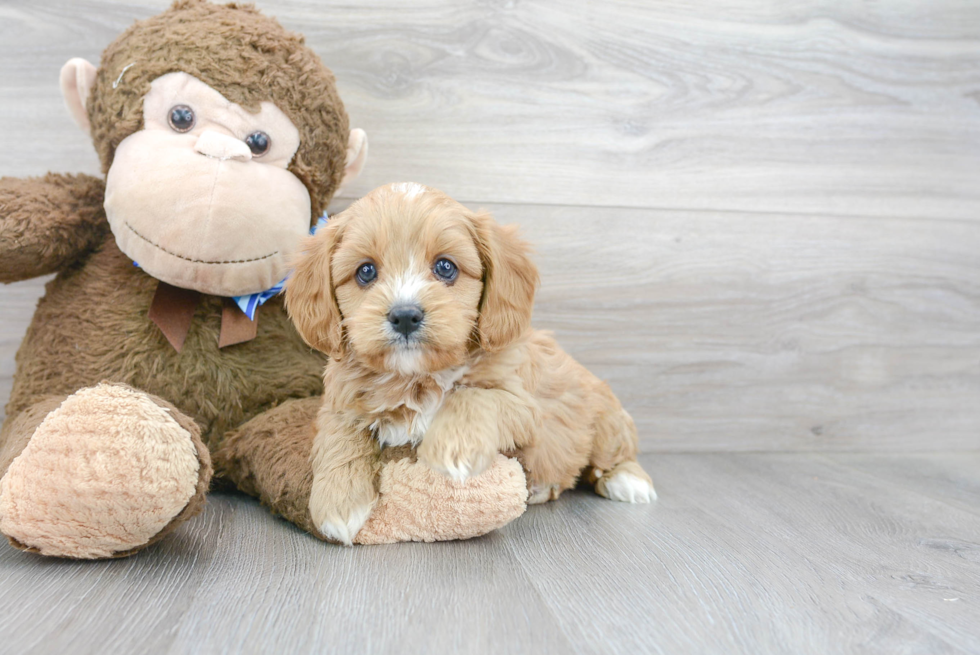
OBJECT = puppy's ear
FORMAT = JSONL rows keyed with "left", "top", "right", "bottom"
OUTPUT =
{"left": 286, "top": 221, "right": 346, "bottom": 358}
{"left": 470, "top": 210, "right": 539, "bottom": 352}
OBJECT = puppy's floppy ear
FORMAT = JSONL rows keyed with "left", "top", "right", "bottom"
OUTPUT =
{"left": 285, "top": 221, "right": 346, "bottom": 358}
{"left": 469, "top": 210, "right": 539, "bottom": 352}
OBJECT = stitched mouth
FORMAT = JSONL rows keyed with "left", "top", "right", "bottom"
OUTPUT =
{"left": 124, "top": 221, "right": 278, "bottom": 265}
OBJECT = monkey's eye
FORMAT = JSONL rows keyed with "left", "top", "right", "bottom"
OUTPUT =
{"left": 433, "top": 258, "right": 458, "bottom": 283}
{"left": 355, "top": 262, "right": 377, "bottom": 286}
{"left": 168, "top": 105, "right": 195, "bottom": 132}
{"left": 245, "top": 131, "right": 271, "bottom": 157}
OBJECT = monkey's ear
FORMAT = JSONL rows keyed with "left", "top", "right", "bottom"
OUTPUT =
{"left": 336, "top": 129, "right": 368, "bottom": 196}
{"left": 60, "top": 58, "right": 98, "bottom": 134}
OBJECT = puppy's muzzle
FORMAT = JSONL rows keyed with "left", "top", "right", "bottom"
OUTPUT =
{"left": 388, "top": 304, "right": 424, "bottom": 337}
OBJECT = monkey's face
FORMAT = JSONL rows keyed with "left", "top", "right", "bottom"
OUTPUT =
{"left": 104, "top": 72, "right": 313, "bottom": 297}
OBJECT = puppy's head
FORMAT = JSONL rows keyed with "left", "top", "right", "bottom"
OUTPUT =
{"left": 286, "top": 183, "right": 538, "bottom": 374}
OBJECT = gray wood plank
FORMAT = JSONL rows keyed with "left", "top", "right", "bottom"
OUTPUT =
{"left": 496, "top": 204, "right": 980, "bottom": 453}
{"left": 0, "top": 497, "right": 573, "bottom": 655}
{"left": 1, "top": 1, "right": 978, "bottom": 218}
{"left": 0, "top": 493, "right": 230, "bottom": 654}
{"left": 826, "top": 453, "right": 980, "bottom": 518}
{"left": 503, "top": 452, "right": 980, "bottom": 655}
{"left": 164, "top": 501, "right": 572, "bottom": 655}
{"left": 2, "top": 453, "right": 979, "bottom": 655}
{"left": 307, "top": 0, "right": 980, "bottom": 219}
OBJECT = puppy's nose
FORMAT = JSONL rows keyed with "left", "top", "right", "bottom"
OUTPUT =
{"left": 388, "top": 304, "right": 424, "bottom": 336}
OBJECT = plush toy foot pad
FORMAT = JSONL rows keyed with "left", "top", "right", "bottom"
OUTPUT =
{"left": 354, "top": 453, "right": 528, "bottom": 545}
{"left": 0, "top": 384, "right": 209, "bottom": 558}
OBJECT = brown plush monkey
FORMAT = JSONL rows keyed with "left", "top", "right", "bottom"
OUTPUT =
{"left": 0, "top": 0, "right": 527, "bottom": 559}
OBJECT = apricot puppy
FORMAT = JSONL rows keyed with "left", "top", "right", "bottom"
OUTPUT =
{"left": 286, "top": 183, "right": 655, "bottom": 544}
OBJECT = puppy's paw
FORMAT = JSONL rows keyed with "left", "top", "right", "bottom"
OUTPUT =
{"left": 309, "top": 478, "right": 378, "bottom": 546}
{"left": 418, "top": 425, "right": 498, "bottom": 483}
{"left": 528, "top": 483, "right": 561, "bottom": 505}
{"left": 314, "top": 502, "right": 376, "bottom": 546}
{"left": 598, "top": 470, "right": 657, "bottom": 503}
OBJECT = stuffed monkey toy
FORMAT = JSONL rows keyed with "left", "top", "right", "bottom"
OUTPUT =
{"left": 0, "top": 0, "right": 527, "bottom": 559}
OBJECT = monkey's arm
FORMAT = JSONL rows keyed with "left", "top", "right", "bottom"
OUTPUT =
{"left": 0, "top": 173, "right": 109, "bottom": 283}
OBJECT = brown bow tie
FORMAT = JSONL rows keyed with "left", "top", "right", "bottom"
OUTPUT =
{"left": 148, "top": 281, "right": 259, "bottom": 352}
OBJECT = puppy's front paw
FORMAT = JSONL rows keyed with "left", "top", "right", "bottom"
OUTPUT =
{"left": 314, "top": 502, "right": 376, "bottom": 546}
{"left": 309, "top": 482, "right": 378, "bottom": 546}
{"left": 418, "top": 422, "right": 498, "bottom": 483}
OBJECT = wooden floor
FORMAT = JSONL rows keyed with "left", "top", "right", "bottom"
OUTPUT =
{"left": 2, "top": 452, "right": 978, "bottom": 655}
{"left": 1, "top": 0, "right": 979, "bottom": 653}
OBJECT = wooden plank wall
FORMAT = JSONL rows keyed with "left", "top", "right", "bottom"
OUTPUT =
{"left": 1, "top": 0, "right": 978, "bottom": 452}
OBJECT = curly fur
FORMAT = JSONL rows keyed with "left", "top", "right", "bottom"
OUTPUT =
{"left": 0, "top": 174, "right": 108, "bottom": 283}
{"left": 287, "top": 184, "right": 653, "bottom": 539}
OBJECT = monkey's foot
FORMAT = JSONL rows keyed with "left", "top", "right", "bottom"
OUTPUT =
{"left": 0, "top": 383, "right": 211, "bottom": 558}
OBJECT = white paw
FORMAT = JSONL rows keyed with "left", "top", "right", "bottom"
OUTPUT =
{"left": 434, "top": 453, "right": 498, "bottom": 483}
{"left": 419, "top": 443, "right": 495, "bottom": 484}
{"left": 442, "top": 460, "right": 473, "bottom": 483}
{"left": 316, "top": 502, "right": 374, "bottom": 546}
{"left": 603, "top": 472, "right": 657, "bottom": 503}
{"left": 528, "top": 483, "right": 559, "bottom": 505}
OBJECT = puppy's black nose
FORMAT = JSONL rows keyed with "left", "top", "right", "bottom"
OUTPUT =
{"left": 388, "top": 304, "right": 424, "bottom": 336}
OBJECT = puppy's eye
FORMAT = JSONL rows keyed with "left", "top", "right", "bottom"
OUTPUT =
{"left": 168, "top": 105, "right": 195, "bottom": 132}
{"left": 433, "top": 258, "right": 458, "bottom": 283}
{"left": 355, "top": 262, "right": 377, "bottom": 286}
{"left": 245, "top": 131, "right": 271, "bottom": 157}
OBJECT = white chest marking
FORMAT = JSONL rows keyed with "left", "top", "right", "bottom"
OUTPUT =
{"left": 371, "top": 397, "right": 441, "bottom": 448}
{"left": 385, "top": 348, "right": 425, "bottom": 376}
{"left": 370, "top": 365, "right": 470, "bottom": 448}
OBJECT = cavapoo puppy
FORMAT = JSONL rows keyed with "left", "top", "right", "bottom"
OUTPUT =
{"left": 286, "top": 183, "right": 655, "bottom": 544}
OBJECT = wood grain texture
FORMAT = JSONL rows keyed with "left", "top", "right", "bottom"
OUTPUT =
{"left": 4, "top": 0, "right": 979, "bottom": 218}
{"left": 306, "top": 0, "right": 980, "bottom": 219}
{"left": 1, "top": 453, "right": 978, "bottom": 655}
{"left": 504, "top": 452, "right": 980, "bottom": 655}
{"left": 495, "top": 203, "right": 980, "bottom": 452}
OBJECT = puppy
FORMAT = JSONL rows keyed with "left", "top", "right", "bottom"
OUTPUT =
{"left": 286, "top": 183, "right": 655, "bottom": 545}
